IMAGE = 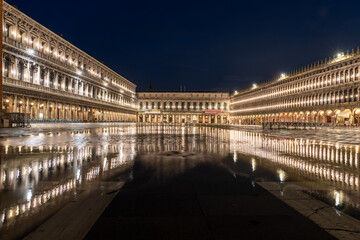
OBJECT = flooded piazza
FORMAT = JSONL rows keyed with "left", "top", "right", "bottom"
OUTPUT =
{"left": 0, "top": 123, "right": 360, "bottom": 239}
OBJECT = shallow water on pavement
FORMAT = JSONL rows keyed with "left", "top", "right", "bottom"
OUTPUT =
{"left": 0, "top": 124, "right": 359, "bottom": 239}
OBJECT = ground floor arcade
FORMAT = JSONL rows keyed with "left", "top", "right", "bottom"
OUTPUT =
{"left": 3, "top": 94, "right": 136, "bottom": 122}
{"left": 231, "top": 108, "right": 360, "bottom": 126}
{"left": 138, "top": 113, "right": 229, "bottom": 124}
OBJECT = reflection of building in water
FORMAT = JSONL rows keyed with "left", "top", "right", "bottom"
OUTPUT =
{"left": 230, "top": 130, "right": 360, "bottom": 192}
{"left": 137, "top": 91, "right": 230, "bottom": 124}
{"left": 2, "top": 2, "right": 137, "bottom": 122}
{"left": 135, "top": 125, "right": 231, "bottom": 182}
{"left": 230, "top": 51, "right": 360, "bottom": 125}
{"left": 0, "top": 127, "right": 136, "bottom": 231}
{"left": 136, "top": 125, "right": 230, "bottom": 155}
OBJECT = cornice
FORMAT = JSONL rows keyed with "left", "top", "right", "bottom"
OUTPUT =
{"left": 3, "top": 1, "right": 136, "bottom": 88}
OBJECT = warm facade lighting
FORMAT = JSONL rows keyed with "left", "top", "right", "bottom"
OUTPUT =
{"left": 27, "top": 49, "right": 35, "bottom": 55}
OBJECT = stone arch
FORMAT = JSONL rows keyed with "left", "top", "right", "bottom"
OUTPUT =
{"left": 353, "top": 108, "right": 360, "bottom": 125}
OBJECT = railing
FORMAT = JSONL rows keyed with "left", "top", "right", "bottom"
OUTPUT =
{"left": 3, "top": 77, "right": 136, "bottom": 111}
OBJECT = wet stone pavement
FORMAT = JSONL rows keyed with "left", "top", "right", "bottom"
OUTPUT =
{"left": 0, "top": 123, "right": 360, "bottom": 239}
{"left": 85, "top": 154, "right": 335, "bottom": 240}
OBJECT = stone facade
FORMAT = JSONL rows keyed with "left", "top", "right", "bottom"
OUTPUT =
{"left": 2, "top": 2, "right": 137, "bottom": 122}
{"left": 137, "top": 91, "right": 230, "bottom": 124}
{"left": 230, "top": 51, "right": 360, "bottom": 125}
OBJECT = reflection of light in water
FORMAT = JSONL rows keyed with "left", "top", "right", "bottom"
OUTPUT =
{"left": 1, "top": 211, "right": 5, "bottom": 223}
{"left": 26, "top": 190, "right": 32, "bottom": 202}
{"left": 334, "top": 190, "right": 343, "bottom": 207}
{"left": 76, "top": 169, "right": 81, "bottom": 181}
{"left": 251, "top": 158, "right": 256, "bottom": 172}
{"left": 278, "top": 170, "right": 286, "bottom": 182}
{"left": 230, "top": 130, "right": 360, "bottom": 191}
{"left": 233, "top": 152, "right": 237, "bottom": 163}
{"left": 103, "top": 157, "right": 108, "bottom": 171}
{"left": 0, "top": 128, "right": 136, "bottom": 226}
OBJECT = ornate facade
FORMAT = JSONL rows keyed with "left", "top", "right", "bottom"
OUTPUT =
{"left": 2, "top": 2, "right": 137, "bottom": 122}
{"left": 230, "top": 51, "right": 360, "bottom": 125}
{"left": 137, "top": 91, "right": 230, "bottom": 124}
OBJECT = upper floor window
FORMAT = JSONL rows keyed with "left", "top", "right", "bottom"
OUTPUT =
{"left": 5, "top": 24, "right": 10, "bottom": 37}
{"left": 4, "top": 58, "right": 10, "bottom": 78}
{"left": 17, "top": 62, "right": 23, "bottom": 81}
{"left": 40, "top": 69, "right": 45, "bottom": 86}
{"left": 19, "top": 31, "right": 23, "bottom": 43}
{"left": 49, "top": 72, "right": 55, "bottom": 88}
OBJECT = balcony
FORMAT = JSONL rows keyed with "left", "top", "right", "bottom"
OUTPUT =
{"left": 3, "top": 77, "right": 136, "bottom": 112}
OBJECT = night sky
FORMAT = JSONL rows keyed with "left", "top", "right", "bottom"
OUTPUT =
{"left": 7, "top": 0, "right": 360, "bottom": 92}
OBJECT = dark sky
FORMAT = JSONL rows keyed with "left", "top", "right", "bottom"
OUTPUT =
{"left": 7, "top": 0, "right": 360, "bottom": 92}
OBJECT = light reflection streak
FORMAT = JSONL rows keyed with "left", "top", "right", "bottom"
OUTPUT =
{"left": 0, "top": 126, "right": 136, "bottom": 228}
{"left": 229, "top": 130, "right": 360, "bottom": 191}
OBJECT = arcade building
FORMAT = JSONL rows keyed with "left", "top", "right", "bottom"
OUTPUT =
{"left": 230, "top": 51, "right": 360, "bottom": 126}
{"left": 137, "top": 91, "right": 230, "bottom": 124}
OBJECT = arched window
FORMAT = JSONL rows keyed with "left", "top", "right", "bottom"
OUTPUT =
{"left": 349, "top": 89, "right": 353, "bottom": 102}
{"left": 169, "top": 102, "right": 173, "bottom": 109}
{"left": 355, "top": 89, "right": 358, "bottom": 101}
{"left": 50, "top": 72, "right": 55, "bottom": 88}
{"left": 4, "top": 57, "right": 11, "bottom": 78}
{"left": 17, "top": 61, "right": 24, "bottom": 81}
{"left": 65, "top": 78, "right": 70, "bottom": 91}
{"left": 40, "top": 69, "right": 46, "bottom": 86}
{"left": 29, "top": 66, "right": 35, "bottom": 83}
{"left": 72, "top": 80, "right": 76, "bottom": 93}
